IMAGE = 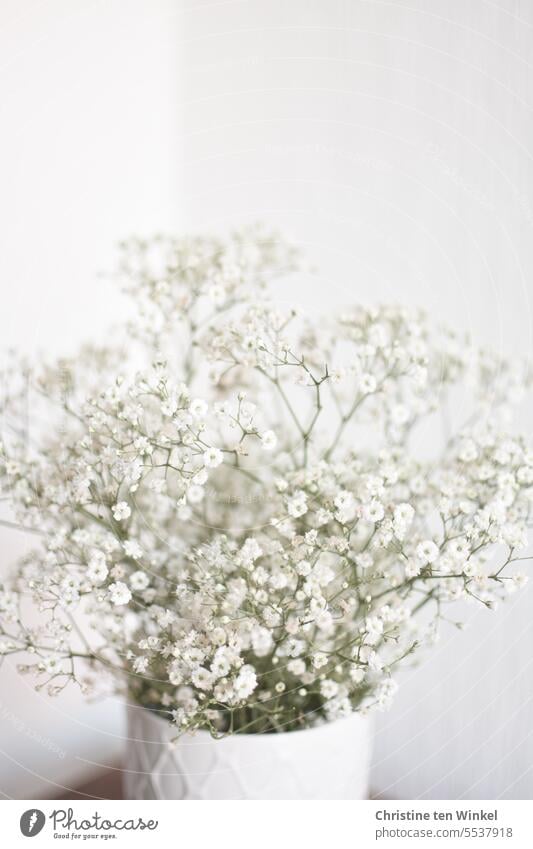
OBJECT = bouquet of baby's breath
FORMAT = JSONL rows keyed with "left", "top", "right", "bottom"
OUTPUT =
{"left": 0, "top": 227, "right": 531, "bottom": 735}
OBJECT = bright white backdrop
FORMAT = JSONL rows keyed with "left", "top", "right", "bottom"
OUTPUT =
{"left": 0, "top": 0, "right": 184, "bottom": 798}
{"left": 1, "top": 0, "right": 532, "bottom": 799}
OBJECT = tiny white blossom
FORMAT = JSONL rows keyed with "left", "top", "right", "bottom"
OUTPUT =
{"left": 123, "top": 539, "right": 142, "bottom": 559}
{"left": 187, "top": 485, "right": 205, "bottom": 504}
{"left": 233, "top": 665, "right": 257, "bottom": 700}
{"left": 130, "top": 571, "right": 150, "bottom": 591}
{"left": 203, "top": 447, "right": 224, "bottom": 468}
{"left": 416, "top": 540, "right": 440, "bottom": 564}
{"left": 393, "top": 503, "right": 415, "bottom": 537}
{"left": 190, "top": 398, "right": 208, "bottom": 419}
{"left": 287, "top": 659, "right": 306, "bottom": 676}
{"left": 108, "top": 581, "right": 132, "bottom": 606}
{"left": 362, "top": 500, "right": 385, "bottom": 523}
{"left": 261, "top": 430, "right": 277, "bottom": 451}
{"left": 87, "top": 552, "right": 108, "bottom": 584}
{"left": 287, "top": 490, "right": 308, "bottom": 518}
{"left": 133, "top": 656, "right": 149, "bottom": 674}
{"left": 359, "top": 374, "right": 377, "bottom": 394}
{"left": 320, "top": 679, "right": 339, "bottom": 699}
{"left": 112, "top": 502, "right": 131, "bottom": 521}
{"left": 191, "top": 667, "right": 213, "bottom": 691}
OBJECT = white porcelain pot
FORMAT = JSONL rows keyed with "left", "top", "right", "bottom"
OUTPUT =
{"left": 123, "top": 704, "right": 373, "bottom": 800}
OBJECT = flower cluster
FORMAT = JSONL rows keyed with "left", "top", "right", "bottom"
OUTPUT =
{"left": 0, "top": 227, "right": 531, "bottom": 735}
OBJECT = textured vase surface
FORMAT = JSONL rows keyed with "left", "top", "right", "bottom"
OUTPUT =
{"left": 123, "top": 704, "right": 373, "bottom": 800}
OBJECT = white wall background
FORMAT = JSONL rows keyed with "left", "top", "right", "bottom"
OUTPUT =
{"left": 0, "top": 0, "right": 183, "bottom": 798}
{"left": 1, "top": 0, "right": 533, "bottom": 799}
{"left": 179, "top": 0, "right": 533, "bottom": 800}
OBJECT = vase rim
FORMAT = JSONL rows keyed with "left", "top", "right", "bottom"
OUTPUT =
{"left": 126, "top": 701, "right": 371, "bottom": 741}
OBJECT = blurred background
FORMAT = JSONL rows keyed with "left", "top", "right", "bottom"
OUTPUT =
{"left": 1, "top": 0, "right": 532, "bottom": 799}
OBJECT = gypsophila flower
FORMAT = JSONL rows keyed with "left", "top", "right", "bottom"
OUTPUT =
{"left": 261, "top": 430, "right": 277, "bottom": 451}
{"left": 130, "top": 571, "right": 150, "bottom": 591}
{"left": 203, "top": 447, "right": 224, "bottom": 468}
{"left": 108, "top": 582, "right": 132, "bottom": 606}
{"left": 112, "top": 502, "right": 131, "bottom": 521}
{"left": 287, "top": 491, "right": 308, "bottom": 518}
{"left": 87, "top": 552, "right": 108, "bottom": 584}
{"left": 123, "top": 540, "right": 143, "bottom": 559}
{"left": 362, "top": 500, "right": 385, "bottom": 523}
{"left": 187, "top": 485, "right": 204, "bottom": 504}
{"left": 190, "top": 398, "right": 208, "bottom": 419}
{"left": 0, "top": 226, "right": 530, "bottom": 737}
{"left": 191, "top": 667, "right": 214, "bottom": 691}
{"left": 416, "top": 540, "right": 440, "bottom": 564}
{"left": 233, "top": 665, "right": 257, "bottom": 700}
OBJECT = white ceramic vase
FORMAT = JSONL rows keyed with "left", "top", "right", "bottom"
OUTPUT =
{"left": 123, "top": 704, "right": 373, "bottom": 800}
